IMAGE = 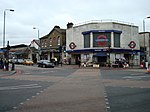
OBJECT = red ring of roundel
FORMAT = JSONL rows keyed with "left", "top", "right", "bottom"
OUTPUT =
{"left": 69, "top": 42, "right": 76, "bottom": 49}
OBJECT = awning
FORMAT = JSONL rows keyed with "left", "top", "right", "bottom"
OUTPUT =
{"left": 94, "top": 53, "right": 107, "bottom": 57}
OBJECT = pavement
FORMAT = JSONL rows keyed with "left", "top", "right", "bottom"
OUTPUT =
{"left": 0, "top": 69, "right": 16, "bottom": 77}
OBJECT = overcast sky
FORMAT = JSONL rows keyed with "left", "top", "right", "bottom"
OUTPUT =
{"left": 0, "top": 0, "right": 150, "bottom": 47}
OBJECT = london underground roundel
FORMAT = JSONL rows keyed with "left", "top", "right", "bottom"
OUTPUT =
{"left": 96, "top": 35, "right": 108, "bottom": 46}
{"left": 69, "top": 42, "right": 76, "bottom": 49}
{"left": 128, "top": 41, "right": 136, "bottom": 49}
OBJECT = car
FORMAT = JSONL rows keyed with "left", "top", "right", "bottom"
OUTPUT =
{"left": 17, "top": 59, "right": 24, "bottom": 64}
{"left": 23, "top": 59, "right": 34, "bottom": 65}
{"left": 37, "top": 60, "right": 55, "bottom": 68}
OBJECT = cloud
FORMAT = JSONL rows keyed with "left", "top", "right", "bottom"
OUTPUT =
{"left": 0, "top": 0, "right": 150, "bottom": 47}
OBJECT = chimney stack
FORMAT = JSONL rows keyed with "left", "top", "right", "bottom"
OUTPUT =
{"left": 67, "top": 22, "right": 73, "bottom": 29}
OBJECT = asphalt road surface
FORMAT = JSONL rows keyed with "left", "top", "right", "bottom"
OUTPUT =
{"left": 101, "top": 69, "right": 150, "bottom": 112}
{"left": 0, "top": 65, "right": 77, "bottom": 112}
{"left": 0, "top": 79, "right": 51, "bottom": 112}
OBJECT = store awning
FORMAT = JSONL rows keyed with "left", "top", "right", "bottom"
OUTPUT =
{"left": 94, "top": 53, "right": 107, "bottom": 57}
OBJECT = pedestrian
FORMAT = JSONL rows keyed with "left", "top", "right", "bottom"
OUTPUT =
{"left": 0, "top": 58, "right": 3, "bottom": 69}
{"left": 78, "top": 58, "right": 81, "bottom": 68}
{"left": 68, "top": 58, "right": 71, "bottom": 65}
{"left": 11, "top": 58, "right": 15, "bottom": 71}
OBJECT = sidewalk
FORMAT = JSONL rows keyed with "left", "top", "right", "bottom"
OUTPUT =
{"left": 0, "top": 69, "right": 16, "bottom": 77}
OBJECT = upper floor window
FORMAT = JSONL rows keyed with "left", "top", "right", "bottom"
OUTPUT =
{"left": 84, "top": 34, "right": 90, "bottom": 48}
{"left": 45, "top": 40, "right": 47, "bottom": 47}
{"left": 93, "top": 32, "right": 111, "bottom": 47}
{"left": 114, "top": 33, "right": 121, "bottom": 47}
{"left": 58, "top": 36, "right": 60, "bottom": 45}
{"left": 49, "top": 38, "right": 52, "bottom": 46}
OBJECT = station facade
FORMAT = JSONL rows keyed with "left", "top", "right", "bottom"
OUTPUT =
{"left": 66, "top": 21, "right": 140, "bottom": 66}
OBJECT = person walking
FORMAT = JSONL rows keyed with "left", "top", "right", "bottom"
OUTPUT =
{"left": 78, "top": 58, "right": 81, "bottom": 68}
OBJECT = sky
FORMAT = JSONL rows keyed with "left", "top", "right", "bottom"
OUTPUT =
{"left": 0, "top": 0, "right": 150, "bottom": 47}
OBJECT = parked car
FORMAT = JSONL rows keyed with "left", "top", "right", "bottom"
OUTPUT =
{"left": 23, "top": 59, "right": 34, "bottom": 66}
{"left": 17, "top": 59, "right": 24, "bottom": 64}
{"left": 37, "top": 60, "right": 54, "bottom": 68}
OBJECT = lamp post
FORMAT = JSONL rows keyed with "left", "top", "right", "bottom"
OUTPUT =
{"left": 33, "top": 27, "right": 40, "bottom": 61}
{"left": 143, "top": 16, "right": 150, "bottom": 62}
{"left": 33, "top": 27, "right": 39, "bottom": 39}
{"left": 3, "top": 9, "right": 14, "bottom": 48}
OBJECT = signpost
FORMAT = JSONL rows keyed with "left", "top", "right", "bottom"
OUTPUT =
{"left": 128, "top": 41, "right": 136, "bottom": 68}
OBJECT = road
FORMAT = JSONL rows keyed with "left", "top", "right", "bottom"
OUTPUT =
{"left": 0, "top": 65, "right": 77, "bottom": 112}
{"left": 100, "top": 69, "right": 150, "bottom": 112}
{"left": 0, "top": 65, "right": 105, "bottom": 112}
{"left": 1, "top": 65, "right": 150, "bottom": 112}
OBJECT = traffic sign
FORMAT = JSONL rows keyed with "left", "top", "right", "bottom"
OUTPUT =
{"left": 128, "top": 41, "right": 136, "bottom": 49}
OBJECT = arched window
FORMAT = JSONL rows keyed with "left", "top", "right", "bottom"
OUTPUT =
{"left": 58, "top": 36, "right": 60, "bottom": 45}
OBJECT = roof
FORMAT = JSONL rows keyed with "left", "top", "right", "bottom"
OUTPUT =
{"left": 40, "top": 26, "right": 66, "bottom": 39}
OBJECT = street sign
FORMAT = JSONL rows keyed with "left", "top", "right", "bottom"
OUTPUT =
{"left": 128, "top": 41, "right": 136, "bottom": 49}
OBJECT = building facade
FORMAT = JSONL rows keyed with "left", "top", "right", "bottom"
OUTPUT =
{"left": 66, "top": 21, "right": 140, "bottom": 66}
{"left": 40, "top": 26, "right": 66, "bottom": 62}
{"left": 139, "top": 32, "right": 150, "bottom": 62}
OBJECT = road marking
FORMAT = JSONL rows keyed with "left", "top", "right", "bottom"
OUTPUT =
{"left": 20, "top": 102, "right": 24, "bottom": 105}
{"left": 26, "top": 99, "right": 30, "bottom": 101}
{"left": 13, "top": 107, "right": 17, "bottom": 109}
{"left": 0, "top": 84, "right": 42, "bottom": 91}
{"left": 130, "top": 73, "right": 144, "bottom": 75}
{"left": 106, "top": 106, "right": 110, "bottom": 109}
{"left": 32, "top": 96, "right": 35, "bottom": 98}
{"left": 123, "top": 75, "right": 150, "bottom": 79}
{"left": 24, "top": 73, "right": 31, "bottom": 74}
{"left": 40, "top": 90, "right": 43, "bottom": 93}
{"left": 36, "top": 93, "right": 40, "bottom": 95}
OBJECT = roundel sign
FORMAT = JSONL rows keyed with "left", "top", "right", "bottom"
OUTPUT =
{"left": 95, "top": 35, "right": 108, "bottom": 46}
{"left": 69, "top": 42, "right": 76, "bottom": 49}
{"left": 128, "top": 41, "right": 136, "bottom": 49}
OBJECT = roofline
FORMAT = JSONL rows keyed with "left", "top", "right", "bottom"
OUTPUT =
{"left": 73, "top": 19, "right": 138, "bottom": 28}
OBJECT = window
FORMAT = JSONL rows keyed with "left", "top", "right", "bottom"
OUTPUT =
{"left": 49, "top": 38, "right": 52, "bottom": 46}
{"left": 45, "top": 40, "right": 47, "bottom": 47}
{"left": 58, "top": 36, "right": 60, "bottom": 45}
{"left": 93, "top": 32, "right": 111, "bottom": 47}
{"left": 114, "top": 33, "right": 120, "bottom": 47}
{"left": 84, "top": 34, "right": 90, "bottom": 48}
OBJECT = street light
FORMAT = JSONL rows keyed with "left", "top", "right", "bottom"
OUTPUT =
{"left": 143, "top": 16, "right": 150, "bottom": 62}
{"left": 3, "top": 9, "right": 14, "bottom": 48}
{"left": 33, "top": 27, "right": 39, "bottom": 39}
{"left": 33, "top": 27, "right": 40, "bottom": 61}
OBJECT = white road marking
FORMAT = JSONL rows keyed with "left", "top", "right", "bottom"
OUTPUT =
{"left": 20, "top": 102, "right": 24, "bottom": 105}
{"left": 123, "top": 75, "right": 150, "bottom": 79}
{"left": 130, "top": 73, "right": 144, "bottom": 75}
{"left": 24, "top": 73, "right": 31, "bottom": 74}
{"left": 0, "top": 84, "right": 42, "bottom": 91}
{"left": 13, "top": 107, "right": 17, "bottom": 109}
